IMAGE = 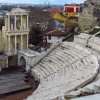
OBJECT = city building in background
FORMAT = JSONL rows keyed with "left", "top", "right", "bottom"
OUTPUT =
{"left": 64, "top": 4, "right": 80, "bottom": 17}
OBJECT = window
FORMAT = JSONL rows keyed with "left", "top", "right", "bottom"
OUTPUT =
{"left": 67, "top": 7, "right": 74, "bottom": 13}
{"left": 76, "top": 7, "right": 80, "bottom": 12}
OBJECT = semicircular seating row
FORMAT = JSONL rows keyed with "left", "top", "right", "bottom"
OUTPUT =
{"left": 27, "top": 42, "right": 99, "bottom": 100}
{"left": 74, "top": 33, "right": 100, "bottom": 56}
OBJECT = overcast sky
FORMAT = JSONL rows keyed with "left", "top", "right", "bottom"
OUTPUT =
{"left": 0, "top": 0, "right": 86, "bottom": 5}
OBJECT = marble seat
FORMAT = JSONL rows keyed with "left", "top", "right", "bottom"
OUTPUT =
{"left": 27, "top": 42, "right": 99, "bottom": 100}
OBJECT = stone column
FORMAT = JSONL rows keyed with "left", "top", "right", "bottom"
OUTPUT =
{"left": 8, "top": 36, "right": 11, "bottom": 54}
{"left": 27, "top": 34, "right": 28, "bottom": 48}
{"left": 21, "top": 35, "right": 23, "bottom": 50}
{"left": 15, "top": 36, "right": 17, "bottom": 54}
{"left": 8, "top": 15, "right": 10, "bottom": 31}
{"left": 14, "top": 15, "right": 16, "bottom": 31}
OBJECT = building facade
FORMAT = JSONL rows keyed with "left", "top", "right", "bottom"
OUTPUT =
{"left": 1, "top": 8, "right": 29, "bottom": 56}
{"left": 0, "top": 8, "right": 29, "bottom": 69}
{"left": 64, "top": 4, "right": 80, "bottom": 17}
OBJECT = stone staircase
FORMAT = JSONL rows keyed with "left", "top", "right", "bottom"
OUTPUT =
{"left": 27, "top": 42, "right": 99, "bottom": 100}
{"left": 0, "top": 69, "right": 32, "bottom": 95}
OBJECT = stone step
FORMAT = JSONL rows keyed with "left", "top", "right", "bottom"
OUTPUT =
{"left": 0, "top": 81, "right": 31, "bottom": 95}
{"left": 0, "top": 71, "right": 32, "bottom": 95}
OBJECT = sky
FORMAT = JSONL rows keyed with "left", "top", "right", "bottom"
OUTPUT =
{"left": 0, "top": 0, "right": 86, "bottom": 5}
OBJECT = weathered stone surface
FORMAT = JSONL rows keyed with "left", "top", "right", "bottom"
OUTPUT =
{"left": 26, "top": 42, "right": 99, "bottom": 100}
{"left": 71, "top": 94, "right": 100, "bottom": 100}
{"left": 64, "top": 33, "right": 100, "bottom": 99}
{"left": 74, "top": 33, "right": 100, "bottom": 59}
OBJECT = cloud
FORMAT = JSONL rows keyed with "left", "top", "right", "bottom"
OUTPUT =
{"left": 0, "top": 0, "right": 33, "bottom": 4}
{"left": 0, "top": 0, "right": 85, "bottom": 4}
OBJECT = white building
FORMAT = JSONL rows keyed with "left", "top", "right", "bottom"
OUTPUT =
{"left": 4, "top": 8, "right": 29, "bottom": 56}
{"left": 0, "top": 7, "right": 29, "bottom": 70}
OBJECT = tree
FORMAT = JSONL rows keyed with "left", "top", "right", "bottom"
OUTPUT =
{"left": 64, "top": 17, "right": 78, "bottom": 33}
{"left": 29, "top": 24, "right": 43, "bottom": 47}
